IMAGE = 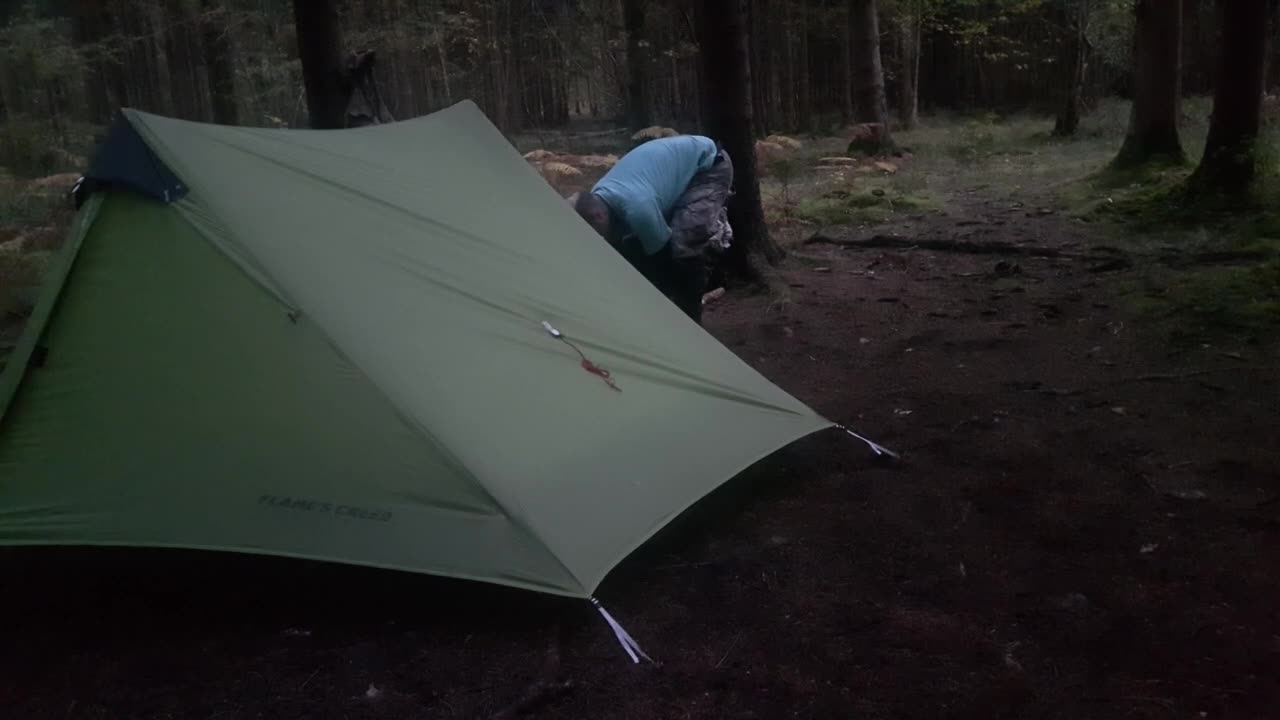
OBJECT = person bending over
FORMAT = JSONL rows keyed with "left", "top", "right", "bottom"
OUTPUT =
{"left": 570, "top": 135, "right": 733, "bottom": 324}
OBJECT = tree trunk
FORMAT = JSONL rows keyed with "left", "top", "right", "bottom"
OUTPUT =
{"left": 201, "top": 0, "right": 239, "bottom": 125}
{"left": 293, "top": 0, "right": 349, "bottom": 129}
{"left": 1053, "top": 0, "right": 1088, "bottom": 137}
{"left": 782, "top": 0, "right": 797, "bottom": 131}
{"left": 503, "top": 2, "right": 522, "bottom": 131}
{"left": 623, "top": 0, "right": 650, "bottom": 129}
{"left": 436, "top": 32, "right": 452, "bottom": 105}
{"left": 749, "top": 0, "right": 772, "bottom": 136}
{"left": 113, "top": 0, "right": 169, "bottom": 114}
{"left": 767, "top": 0, "right": 783, "bottom": 132}
{"left": 850, "top": 0, "right": 892, "bottom": 146}
{"left": 161, "top": 0, "right": 196, "bottom": 120}
{"left": 1114, "top": 0, "right": 1185, "bottom": 165}
{"left": 897, "top": 2, "right": 920, "bottom": 130}
{"left": 1268, "top": 3, "right": 1280, "bottom": 92}
{"left": 1189, "top": 0, "right": 1270, "bottom": 194}
{"left": 798, "top": 0, "right": 813, "bottom": 132}
{"left": 670, "top": 4, "right": 682, "bottom": 122}
{"left": 696, "top": 0, "right": 783, "bottom": 277}
{"left": 72, "top": 0, "right": 113, "bottom": 124}
{"left": 840, "top": 1, "right": 855, "bottom": 126}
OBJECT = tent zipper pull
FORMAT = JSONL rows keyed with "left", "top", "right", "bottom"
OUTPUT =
{"left": 836, "top": 424, "right": 899, "bottom": 460}
{"left": 590, "top": 597, "right": 652, "bottom": 664}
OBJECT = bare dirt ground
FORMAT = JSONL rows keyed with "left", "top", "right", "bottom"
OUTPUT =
{"left": 2, "top": 116, "right": 1279, "bottom": 719}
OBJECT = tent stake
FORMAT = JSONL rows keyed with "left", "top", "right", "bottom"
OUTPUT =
{"left": 590, "top": 598, "right": 653, "bottom": 664}
{"left": 835, "top": 424, "right": 899, "bottom": 460}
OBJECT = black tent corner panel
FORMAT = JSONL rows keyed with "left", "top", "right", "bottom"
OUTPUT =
{"left": 74, "top": 111, "right": 188, "bottom": 208}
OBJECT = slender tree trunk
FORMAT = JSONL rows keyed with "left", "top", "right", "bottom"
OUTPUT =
{"left": 798, "top": 0, "right": 813, "bottom": 132}
{"left": 1189, "top": 0, "right": 1270, "bottom": 193}
{"left": 623, "top": 0, "right": 650, "bottom": 129}
{"left": 1267, "top": 4, "right": 1280, "bottom": 92}
{"left": 436, "top": 33, "right": 452, "bottom": 105}
{"left": 750, "top": 0, "right": 772, "bottom": 135}
{"left": 201, "top": 0, "right": 239, "bottom": 125}
{"left": 840, "top": 1, "right": 855, "bottom": 126}
{"left": 669, "top": 4, "right": 682, "bottom": 122}
{"left": 1114, "top": 0, "right": 1184, "bottom": 165}
{"left": 850, "top": 0, "right": 893, "bottom": 146}
{"left": 898, "top": 2, "right": 920, "bottom": 130}
{"left": 484, "top": 3, "right": 505, "bottom": 128}
{"left": 768, "top": 0, "right": 783, "bottom": 131}
{"left": 113, "top": 0, "right": 168, "bottom": 113}
{"left": 150, "top": 5, "right": 173, "bottom": 114}
{"left": 293, "top": 0, "right": 349, "bottom": 128}
{"left": 782, "top": 0, "right": 797, "bottom": 131}
{"left": 696, "top": 0, "right": 783, "bottom": 277}
{"left": 504, "top": 2, "right": 521, "bottom": 131}
{"left": 73, "top": 0, "right": 113, "bottom": 124}
{"left": 161, "top": 0, "right": 195, "bottom": 119}
{"left": 138, "top": 3, "right": 172, "bottom": 114}
{"left": 1053, "top": 0, "right": 1088, "bottom": 136}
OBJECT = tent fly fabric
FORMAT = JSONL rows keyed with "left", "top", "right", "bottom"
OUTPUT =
{"left": 0, "top": 101, "right": 835, "bottom": 604}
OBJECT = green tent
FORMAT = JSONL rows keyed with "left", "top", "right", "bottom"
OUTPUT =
{"left": 0, "top": 101, "right": 840, "bottom": 606}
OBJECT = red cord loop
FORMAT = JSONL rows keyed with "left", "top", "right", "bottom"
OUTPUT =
{"left": 581, "top": 358, "right": 621, "bottom": 392}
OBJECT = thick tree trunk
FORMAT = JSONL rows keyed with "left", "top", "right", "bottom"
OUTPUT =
{"left": 850, "top": 0, "right": 893, "bottom": 145}
{"left": 696, "top": 0, "right": 783, "bottom": 277}
{"left": 293, "top": 0, "right": 349, "bottom": 129}
{"left": 1189, "top": 0, "right": 1269, "bottom": 193}
{"left": 201, "top": 0, "right": 239, "bottom": 125}
{"left": 1114, "top": 0, "right": 1185, "bottom": 165}
{"left": 623, "top": 0, "right": 650, "bottom": 130}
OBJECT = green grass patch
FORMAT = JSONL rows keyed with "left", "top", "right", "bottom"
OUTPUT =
{"left": 1159, "top": 259, "right": 1280, "bottom": 344}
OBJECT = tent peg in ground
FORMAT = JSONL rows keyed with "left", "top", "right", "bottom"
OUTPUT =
{"left": 835, "top": 425, "right": 900, "bottom": 461}
{"left": 590, "top": 598, "right": 654, "bottom": 664}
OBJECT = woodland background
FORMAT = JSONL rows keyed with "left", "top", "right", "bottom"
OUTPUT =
{"left": 0, "top": 0, "right": 1253, "bottom": 176}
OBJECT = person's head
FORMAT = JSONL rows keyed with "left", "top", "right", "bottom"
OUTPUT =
{"left": 569, "top": 191, "right": 612, "bottom": 239}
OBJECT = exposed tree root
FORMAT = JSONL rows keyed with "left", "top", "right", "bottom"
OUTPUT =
{"left": 803, "top": 233, "right": 1109, "bottom": 260}
{"left": 1017, "top": 367, "right": 1277, "bottom": 398}
{"left": 804, "top": 232, "right": 1276, "bottom": 269}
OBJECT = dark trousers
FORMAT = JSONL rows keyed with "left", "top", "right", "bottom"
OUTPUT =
{"left": 618, "top": 150, "right": 734, "bottom": 325}
{"left": 621, "top": 242, "right": 708, "bottom": 324}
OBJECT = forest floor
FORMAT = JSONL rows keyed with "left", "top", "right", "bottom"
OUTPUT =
{"left": 2, "top": 102, "right": 1279, "bottom": 719}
